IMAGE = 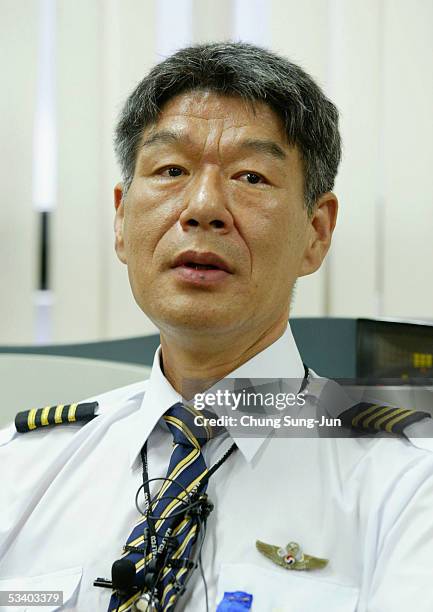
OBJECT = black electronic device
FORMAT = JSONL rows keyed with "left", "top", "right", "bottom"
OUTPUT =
{"left": 291, "top": 317, "right": 433, "bottom": 382}
{"left": 357, "top": 318, "right": 433, "bottom": 382}
{"left": 93, "top": 559, "right": 140, "bottom": 595}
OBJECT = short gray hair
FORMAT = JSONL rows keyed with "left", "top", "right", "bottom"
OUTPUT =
{"left": 115, "top": 41, "right": 341, "bottom": 214}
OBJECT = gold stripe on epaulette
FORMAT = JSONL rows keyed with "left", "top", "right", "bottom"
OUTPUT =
{"left": 352, "top": 404, "right": 378, "bottom": 427}
{"left": 68, "top": 403, "right": 78, "bottom": 422}
{"left": 41, "top": 406, "right": 51, "bottom": 426}
{"left": 362, "top": 406, "right": 390, "bottom": 428}
{"left": 374, "top": 407, "right": 407, "bottom": 430}
{"left": 385, "top": 409, "right": 414, "bottom": 433}
{"left": 55, "top": 404, "right": 64, "bottom": 423}
{"left": 27, "top": 409, "right": 37, "bottom": 430}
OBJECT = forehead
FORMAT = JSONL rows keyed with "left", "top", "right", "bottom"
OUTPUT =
{"left": 142, "top": 90, "right": 288, "bottom": 144}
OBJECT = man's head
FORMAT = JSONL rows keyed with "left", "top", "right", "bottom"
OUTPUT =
{"left": 113, "top": 42, "right": 340, "bottom": 339}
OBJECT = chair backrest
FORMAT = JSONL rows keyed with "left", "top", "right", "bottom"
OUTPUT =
{"left": 2, "top": 317, "right": 431, "bottom": 429}
{"left": 2, "top": 317, "right": 432, "bottom": 378}
{"left": 0, "top": 354, "right": 150, "bottom": 429}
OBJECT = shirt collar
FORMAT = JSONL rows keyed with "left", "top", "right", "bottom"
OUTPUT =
{"left": 128, "top": 322, "right": 305, "bottom": 469}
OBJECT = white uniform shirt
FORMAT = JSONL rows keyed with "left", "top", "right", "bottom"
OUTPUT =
{"left": 1, "top": 325, "right": 433, "bottom": 612}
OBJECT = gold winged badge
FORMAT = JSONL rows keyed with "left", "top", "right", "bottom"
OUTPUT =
{"left": 256, "top": 540, "right": 328, "bottom": 571}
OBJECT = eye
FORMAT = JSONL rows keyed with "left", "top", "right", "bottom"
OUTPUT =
{"left": 158, "top": 166, "right": 185, "bottom": 178}
{"left": 236, "top": 171, "right": 267, "bottom": 185}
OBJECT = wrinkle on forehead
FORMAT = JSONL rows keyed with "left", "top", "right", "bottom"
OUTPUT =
{"left": 141, "top": 92, "right": 289, "bottom": 162}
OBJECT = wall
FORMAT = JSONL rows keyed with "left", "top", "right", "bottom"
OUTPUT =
{"left": 1, "top": 0, "right": 432, "bottom": 345}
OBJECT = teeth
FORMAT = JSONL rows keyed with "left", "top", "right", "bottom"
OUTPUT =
{"left": 187, "top": 263, "right": 217, "bottom": 270}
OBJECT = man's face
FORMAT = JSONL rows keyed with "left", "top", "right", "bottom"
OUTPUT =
{"left": 115, "top": 90, "right": 324, "bottom": 336}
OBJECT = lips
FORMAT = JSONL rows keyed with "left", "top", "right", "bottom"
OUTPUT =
{"left": 170, "top": 250, "right": 233, "bottom": 287}
{"left": 172, "top": 250, "right": 232, "bottom": 273}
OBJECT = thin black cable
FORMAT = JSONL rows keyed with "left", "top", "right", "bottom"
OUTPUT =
{"left": 148, "top": 495, "right": 194, "bottom": 521}
{"left": 300, "top": 364, "right": 310, "bottom": 394}
{"left": 134, "top": 475, "right": 195, "bottom": 564}
{"left": 164, "top": 511, "right": 207, "bottom": 610}
{"left": 154, "top": 509, "right": 203, "bottom": 609}
{"left": 135, "top": 477, "right": 191, "bottom": 516}
{"left": 198, "top": 522, "right": 209, "bottom": 612}
{"left": 200, "top": 442, "right": 237, "bottom": 486}
{"left": 140, "top": 442, "right": 159, "bottom": 566}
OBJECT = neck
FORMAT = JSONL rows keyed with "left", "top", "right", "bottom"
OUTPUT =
{"left": 159, "top": 313, "right": 289, "bottom": 399}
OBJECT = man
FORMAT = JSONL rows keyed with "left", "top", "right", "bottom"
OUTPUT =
{"left": 1, "top": 42, "right": 433, "bottom": 612}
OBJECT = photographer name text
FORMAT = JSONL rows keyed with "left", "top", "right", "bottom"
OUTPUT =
{"left": 194, "top": 414, "right": 342, "bottom": 429}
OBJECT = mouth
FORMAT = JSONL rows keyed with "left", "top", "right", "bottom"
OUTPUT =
{"left": 172, "top": 250, "right": 232, "bottom": 273}
{"left": 171, "top": 250, "right": 233, "bottom": 286}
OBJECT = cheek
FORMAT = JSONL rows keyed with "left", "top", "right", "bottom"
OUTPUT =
{"left": 123, "top": 198, "right": 181, "bottom": 263}
{"left": 244, "top": 206, "right": 303, "bottom": 276}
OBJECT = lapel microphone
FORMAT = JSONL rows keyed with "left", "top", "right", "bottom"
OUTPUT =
{"left": 93, "top": 558, "right": 139, "bottom": 596}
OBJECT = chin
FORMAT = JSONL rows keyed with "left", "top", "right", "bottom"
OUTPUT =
{"left": 145, "top": 301, "right": 241, "bottom": 335}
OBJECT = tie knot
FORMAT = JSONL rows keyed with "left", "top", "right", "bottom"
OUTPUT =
{"left": 163, "top": 402, "right": 218, "bottom": 449}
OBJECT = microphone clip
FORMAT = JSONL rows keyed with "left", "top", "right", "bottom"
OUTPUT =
{"left": 186, "top": 494, "right": 214, "bottom": 521}
{"left": 93, "top": 577, "right": 113, "bottom": 589}
{"left": 134, "top": 592, "right": 160, "bottom": 611}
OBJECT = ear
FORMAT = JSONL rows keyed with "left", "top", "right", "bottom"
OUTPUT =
{"left": 114, "top": 182, "right": 127, "bottom": 264}
{"left": 298, "top": 192, "right": 338, "bottom": 277}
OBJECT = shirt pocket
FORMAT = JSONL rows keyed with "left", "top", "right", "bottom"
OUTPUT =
{"left": 0, "top": 566, "right": 82, "bottom": 611}
{"left": 216, "top": 563, "right": 359, "bottom": 612}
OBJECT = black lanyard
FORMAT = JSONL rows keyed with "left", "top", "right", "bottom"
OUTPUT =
{"left": 300, "top": 363, "right": 310, "bottom": 393}
{"left": 140, "top": 442, "right": 159, "bottom": 558}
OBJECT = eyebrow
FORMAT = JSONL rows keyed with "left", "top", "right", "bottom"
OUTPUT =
{"left": 238, "top": 138, "right": 287, "bottom": 161}
{"left": 141, "top": 130, "right": 192, "bottom": 149}
{"left": 141, "top": 130, "right": 287, "bottom": 161}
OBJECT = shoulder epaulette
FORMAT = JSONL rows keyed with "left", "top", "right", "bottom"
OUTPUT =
{"left": 15, "top": 402, "right": 98, "bottom": 433}
{"left": 339, "top": 401, "right": 431, "bottom": 435}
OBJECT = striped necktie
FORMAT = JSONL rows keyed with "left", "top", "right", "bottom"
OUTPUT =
{"left": 108, "top": 402, "right": 215, "bottom": 612}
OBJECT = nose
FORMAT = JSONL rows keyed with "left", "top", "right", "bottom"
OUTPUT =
{"left": 179, "top": 167, "right": 234, "bottom": 234}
